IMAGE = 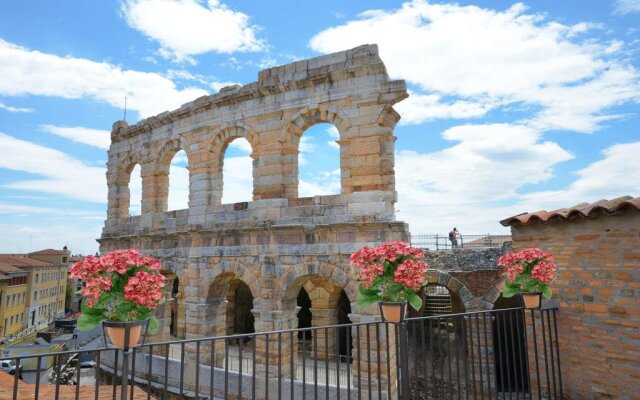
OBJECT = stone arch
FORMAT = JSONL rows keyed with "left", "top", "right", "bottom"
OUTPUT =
{"left": 208, "top": 123, "right": 258, "bottom": 165}
{"left": 275, "top": 262, "right": 354, "bottom": 308}
{"left": 275, "top": 262, "right": 354, "bottom": 360}
{"left": 285, "top": 105, "right": 353, "bottom": 142}
{"left": 206, "top": 123, "right": 258, "bottom": 205}
{"left": 425, "top": 270, "right": 474, "bottom": 311}
{"left": 154, "top": 137, "right": 193, "bottom": 174}
{"left": 114, "top": 152, "right": 143, "bottom": 186}
{"left": 149, "top": 137, "right": 194, "bottom": 213}
{"left": 111, "top": 152, "right": 144, "bottom": 217}
{"left": 480, "top": 276, "right": 507, "bottom": 310}
{"left": 201, "top": 259, "right": 260, "bottom": 305}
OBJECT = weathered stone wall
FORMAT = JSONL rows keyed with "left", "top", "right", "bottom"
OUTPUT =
{"left": 508, "top": 208, "right": 640, "bottom": 399}
{"left": 423, "top": 248, "right": 502, "bottom": 272}
{"left": 100, "top": 44, "right": 409, "bottom": 396}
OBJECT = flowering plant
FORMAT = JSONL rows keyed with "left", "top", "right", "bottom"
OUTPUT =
{"left": 351, "top": 241, "right": 429, "bottom": 311}
{"left": 70, "top": 249, "right": 166, "bottom": 333}
{"left": 498, "top": 248, "right": 557, "bottom": 299}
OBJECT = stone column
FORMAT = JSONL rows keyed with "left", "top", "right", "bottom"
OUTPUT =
{"left": 349, "top": 313, "right": 398, "bottom": 399}
{"left": 183, "top": 300, "right": 227, "bottom": 365}
{"left": 310, "top": 308, "right": 339, "bottom": 360}
{"left": 252, "top": 307, "right": 299, "bottom": 377}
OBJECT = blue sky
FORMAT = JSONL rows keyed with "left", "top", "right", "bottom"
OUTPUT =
{"left": 0, "top": 0, "right": 638, "bottom": 254}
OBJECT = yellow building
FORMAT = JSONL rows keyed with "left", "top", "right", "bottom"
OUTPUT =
{"left": 25, "top": 249, "right": 70, "bottom": 329}
{"left": 0, "top": 248, "right": 69, "bottom": 333}
{"left": 0, "top": 265, "right": 28, "bottom": 338}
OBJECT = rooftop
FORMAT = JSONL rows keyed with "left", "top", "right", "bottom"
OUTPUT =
{"left": 0, "top": 372, "right": 152, "bottom": 400}
{"left": 28, "top": 249, "right": 70, "bottom": 256}
{"left": 0, "top": 255, "right": 52, "bottom": 268}
{"left": 500, "top": 195, "right": 640, "bottom": 226}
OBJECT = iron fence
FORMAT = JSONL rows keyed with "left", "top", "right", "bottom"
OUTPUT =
{"left": 410, "top": 234, "right": 512, "bottom": 251}
{"left": 1, "top": 307, "right": 561, "bottom": 400}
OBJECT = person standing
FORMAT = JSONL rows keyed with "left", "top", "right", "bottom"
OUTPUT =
{"left": 449, "top": 227, "right": 459, "bottom": 248}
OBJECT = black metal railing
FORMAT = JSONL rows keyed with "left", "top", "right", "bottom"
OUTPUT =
{"left": 411, "top": 234, "right": 512, "bottom": 250}
{"left": 2, "top": 307, "right": 562, "bottom": 400}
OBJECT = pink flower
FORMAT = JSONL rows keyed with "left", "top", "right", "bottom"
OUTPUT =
{"left": 498, "top": 247, "right": 557, "bottom": 285}
{"left": 353, "top": 241, "right": 429, "bottom": 293}
{"left": 531, "top": 261, "right": 556, "bottom": 284}
{"left": 82, "top": 276, "right": 112, "bottom": 304}
{"left": 393, "top": 259, "right": 428, "bottom": 290}
{"left": 69, "top": 255, "right": 103, "bottom": 280}
{"left": 124, "top": 271, "right": 166, "bottom": 309}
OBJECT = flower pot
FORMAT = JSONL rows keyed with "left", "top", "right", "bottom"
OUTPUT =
{"left": 102, "top": 320, "right": 149, "bottom": 349}
{"left": 520, "top": 292, "right": 542, "bottom": 310}
{"left": 378, "top": 301, "right": 408, "bottom": 323}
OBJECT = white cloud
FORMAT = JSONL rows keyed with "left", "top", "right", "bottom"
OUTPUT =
{"left": 210, "top": 81, "right": 241, "bottom": 92}
{"left": 516, "top": 141, "right": 640, "bottom": 210}
{"left": 0, "top": 132, "right": 106, "bottom": 203}
{"left": 0, "top": 39, "right": 208, "bottom": 118}
{"left": 396, "top": 93, "right": 493, "bottom": 125}
{"left": 129, "top": 164, "right": 142, "bottom": 216}
{"left": 221, "top": 156, "right": 253, "bottom": 204}
{"left": 168, "top": 160, "right": 190, "bottom": 210}
{"left": 40, "top": 125, "right": 111, "bottom": 149}
{"left": 0, "top": 222, "right": 103, "bottom": 255}
{"left": 613, "top": 0, "right": 640, "bottom": 15}
{"left": 298, "top": 136, "right": 315, "bottom": 165}
{"left": 326, "top": 126, "right": 340, "bottom": 149}
{"left": 299, "top": 169, "right": 341, "bottom": 197}
{"left": 309, "top": 1, "right": 640, "bottom": 132}
{"left": 228, "top": 138, "right": 252, "bottom": 154}
{"left": 121, "top": 0, "right": 265, "bottom": 63}
{"left": 394, "top": 123, "right": 573, "bottom": 233}
{"left": 0, "top": 101, "right": 33, "bottom": 113}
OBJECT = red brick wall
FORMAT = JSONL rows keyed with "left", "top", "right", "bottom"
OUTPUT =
{"left": 510, "top": 209, "right": 640, "bottom": 399}
{"left": 450, "top": 270, "right": 502, "bottom": 297}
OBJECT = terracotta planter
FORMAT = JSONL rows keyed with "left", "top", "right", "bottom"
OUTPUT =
{"left": 378, "top": 301, "right": 408, "bottom": 323}
{"left": 520, "top": 292, "right": 542, "bottom": 310}
{"left": 102, "top": 320, "right": 148, "bottom": 349}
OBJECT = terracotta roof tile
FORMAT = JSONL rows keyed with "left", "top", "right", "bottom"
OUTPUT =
{"left": 0, "top": 255, "right": 52, "bottom": 268}
{"left": 500, "top": 196, "right": 640, "bottom": 226}
{"left": 28, "top": 249, "right": 69, "bottom": 256}
{"left": 0, "top": 371, "right": 154, "bottom": 400}
{"left": 0, "top": 265, "right": 28, "bottom": 275}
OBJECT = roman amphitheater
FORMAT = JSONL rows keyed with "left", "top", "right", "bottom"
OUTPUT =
{"left": 98, "top": 45, "right": 496, "bottom": 375}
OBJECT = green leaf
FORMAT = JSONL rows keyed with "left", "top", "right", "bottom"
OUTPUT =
{"left": 541, "top": 286, "right": 552, "bottom": 299}
{"left": 77, "top": 313, "right": 103, "bottom": 331}
{"left": 147, "top": 316, "right": 159, "bottom": 334}
{"left": 81, "top": 301, "right": 105, "bottom": 317}
{"left": 115, "top": 301, "right": 134, "bottom": 322}
{"left": 356, "top": 293, "right": 380, "bottom": 307}
{"left": 358, "top": 285, "right": 379, "bottom": 296}
{"left": 406, "top": 289, "right": 423, "bottom": 311}
{"left": 502, "top": 284, "right": 520, "bottom": 298}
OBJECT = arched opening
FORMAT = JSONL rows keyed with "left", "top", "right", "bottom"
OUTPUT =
{"left": 337, "top": 290, "right": 353, "bottom": 362}
{"left": 225, "top": 279, "right": 255, "bottom": 337}
{"left": 297, "top": 287, "right": 312, "bottom": 341}
{"left": 221, "top": 137, "right": 253, "bottom": 204}
{"left": 167, "top": 150, "right": 189, "bottom": 211}
{"left": 298, "top": 123, "right": 341, "bottom": 197}
{"left": 422, "top": 285, "right": 453, "bottom": 316}
{"left": 170, "top": 277, "right": 179, "bottom": 338}
{"left": 128, "top": 164, "right": 142, "bottom": 216}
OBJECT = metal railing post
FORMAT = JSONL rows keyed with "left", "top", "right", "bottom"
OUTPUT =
{"left": 399, "top": 320, "right": 410, "bottom": 400}
{"left": 121, "top": 349, "right": 130, "bottom": 400}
